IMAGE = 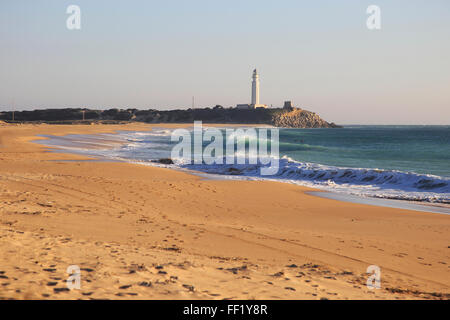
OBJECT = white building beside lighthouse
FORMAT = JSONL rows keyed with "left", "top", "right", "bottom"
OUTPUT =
{"left": 237, "top": 69, "right": 268, "bottom": 109}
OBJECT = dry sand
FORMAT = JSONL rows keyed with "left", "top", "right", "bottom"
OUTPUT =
{"left": 0, "top": 123, "right": 448, "bottom": 300}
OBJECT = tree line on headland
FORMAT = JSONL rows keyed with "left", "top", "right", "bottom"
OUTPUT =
{"left": 0, "top": 106, "right": 341, "bottom": 128}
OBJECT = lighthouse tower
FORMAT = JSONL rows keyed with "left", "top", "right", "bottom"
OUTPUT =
{"left": 251, "top": 69, "right": 260, "bottom": 106}
{"left": 236, "top": 69, "right": 268, "bottom": 109}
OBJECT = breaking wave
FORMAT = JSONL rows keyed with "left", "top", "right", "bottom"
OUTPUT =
{"left": 177, "top": 156, "right": 450, "bottom": 203}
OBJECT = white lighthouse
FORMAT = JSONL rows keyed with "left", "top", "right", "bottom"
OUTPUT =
{"left": 251, "top": 69, "right": 260, "bottom": 105}
{"left": 236, "top": 69, "right": 268, "bottom": 109}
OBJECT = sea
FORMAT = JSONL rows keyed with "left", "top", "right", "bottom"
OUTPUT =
{"left": 38, "top": 125, "right": 450, "bottom": 209}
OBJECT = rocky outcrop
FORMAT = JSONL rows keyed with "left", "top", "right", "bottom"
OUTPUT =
{"left": 0, "top": 107, "right": 341, "bottom": 128}
{"left": 152, "top": 158, "right": 174, "bottom": 165}
{"left": 272, "top": 108, "right": 339, "bottom": 128}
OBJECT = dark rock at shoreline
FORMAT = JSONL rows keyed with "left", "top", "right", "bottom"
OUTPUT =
{"left": 226, "top": 168, "right": 242, "bottom": 175}
{"left": 153, "top": 158, "right": 174, "bottom": 165}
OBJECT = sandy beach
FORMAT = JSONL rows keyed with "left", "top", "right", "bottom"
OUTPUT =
{"left": 0, "top": 122, "right": 448, "bottom": 300}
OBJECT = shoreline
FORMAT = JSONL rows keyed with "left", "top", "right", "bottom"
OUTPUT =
{"left": 34, "top": 128, "right": 450, "bottom": 215}
{"left": 308, "top": 191, "right": 450, "bottom": 215}
{"left": 0, "top": 123, "right": 449, "bottom": 300}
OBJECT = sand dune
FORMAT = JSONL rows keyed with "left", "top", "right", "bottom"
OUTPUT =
{"left": 0, "top": 123, "right": 448, "bottom": 300}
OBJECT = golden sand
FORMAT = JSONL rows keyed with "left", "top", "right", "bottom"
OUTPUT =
{"left": 0, "top": 123, "right": 448, "bottom": 300}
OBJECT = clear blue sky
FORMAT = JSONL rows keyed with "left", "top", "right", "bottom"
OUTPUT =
{"left": 1, "top": 0, "right": 449, "bottom": 124}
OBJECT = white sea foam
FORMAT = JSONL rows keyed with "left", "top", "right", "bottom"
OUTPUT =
{"left": 175, "top": 156, "right": 450, "bottom": 203}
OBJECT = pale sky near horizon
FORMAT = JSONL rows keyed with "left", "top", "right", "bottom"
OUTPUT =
{"left": 0, "top": 0, "right": 449, "bottom": 124}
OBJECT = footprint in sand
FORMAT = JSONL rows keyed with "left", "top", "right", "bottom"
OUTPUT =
{"left": 284, "top": 287, "right": 296, "bottom": 291}
{"left": 118, "top": 285, "right": 132, "bottom": 290}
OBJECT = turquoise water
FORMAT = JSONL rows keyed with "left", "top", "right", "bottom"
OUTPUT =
{"left": 279, "top": 126, "right": 450, "bottom": 177}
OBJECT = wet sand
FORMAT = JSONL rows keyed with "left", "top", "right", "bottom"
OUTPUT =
{"left": 0, "top": 123, "right": 448, "bottom": 300}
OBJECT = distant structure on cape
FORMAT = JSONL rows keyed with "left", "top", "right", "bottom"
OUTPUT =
{"left": 236, "top": 69, "right": 268, "bottom": 109}
{"left": 283, "top": 101, "right": 294, "bottom": 110}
